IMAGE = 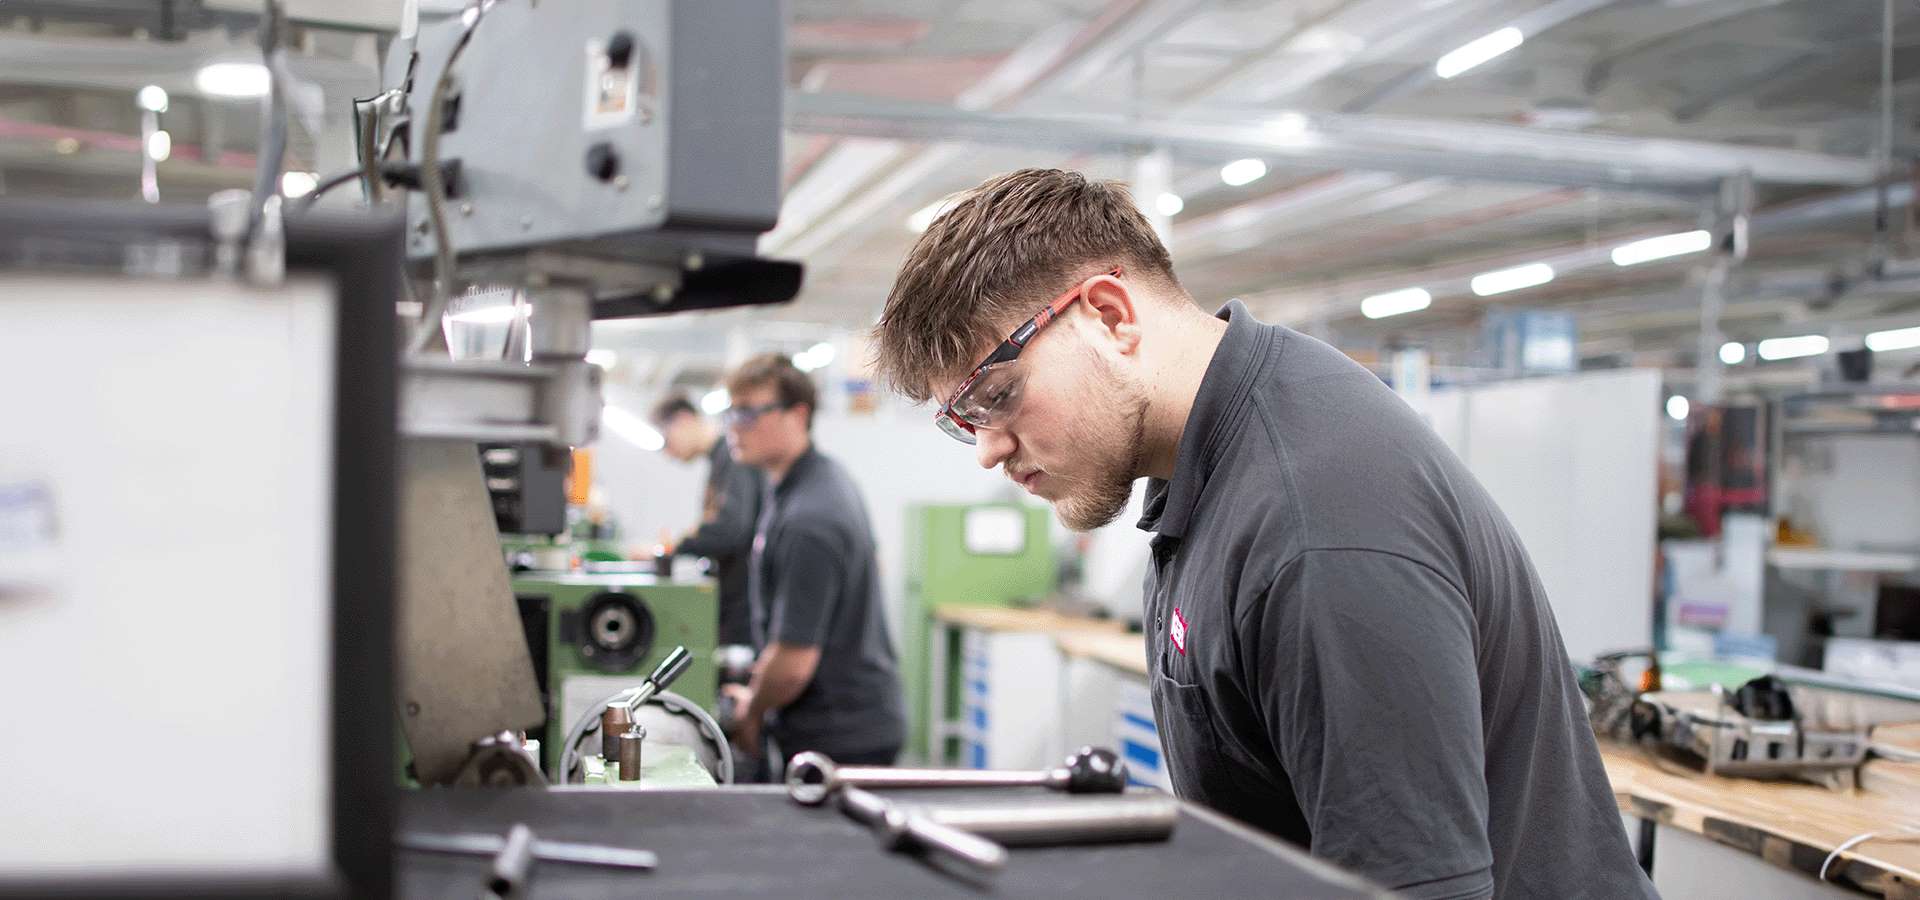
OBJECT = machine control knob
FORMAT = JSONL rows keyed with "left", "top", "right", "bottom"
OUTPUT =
{"left": 586, "top": 142, "right": 620, "bottom": 182}
{"left": 607, "top": 31, "right": 635, "bottom": 69}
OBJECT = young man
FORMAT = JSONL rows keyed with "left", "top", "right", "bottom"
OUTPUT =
{"left": 718, "top": 354, "right": 905, "bottom": 767}
{"left": 650, "top": 395, "right": 763, "bottom": 648}
{"left": 871, "top": 169, "right": 1655, "bottom": 899}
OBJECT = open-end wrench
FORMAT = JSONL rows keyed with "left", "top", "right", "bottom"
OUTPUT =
{"left": 787, "top": 746, "right": 1127, "bottom": 806}
{"left": 835, "top": 784, "right": 1009, "bottom": 873}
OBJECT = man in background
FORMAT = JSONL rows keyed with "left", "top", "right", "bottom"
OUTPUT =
{"left": 651, "top": 395, "right": 762, "bottom": 648}
{"left": 718, "top": 354, "right": 904, "bottom": 769}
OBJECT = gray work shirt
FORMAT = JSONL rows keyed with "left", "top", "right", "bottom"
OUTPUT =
{"left": 749, "top": 447, "right": 905, "bottom": 757}
{"left": 676, "top": 439, "right": 762, "bottom": 647}
{"left": 1137, "top": 301, "right": 1656, "bottom": 899}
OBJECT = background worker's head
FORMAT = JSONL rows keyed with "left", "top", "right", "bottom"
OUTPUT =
{"left": 872, "top": 168, "right": 1197, "bottom": 531}
{"left": 722, "top": 353, "right": 818, "bottom": 471}
{"left": 649, "top": 395, "right": 711, "bottom": 463}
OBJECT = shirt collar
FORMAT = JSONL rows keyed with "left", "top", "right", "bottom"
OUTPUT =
{"left": 771, "top": 444, "right": 822, "bottom": 499}
{"left": 1137, "top": 298, "right": 1271, "bottom": 541}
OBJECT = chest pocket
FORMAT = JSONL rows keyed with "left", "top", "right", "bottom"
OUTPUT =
{"left": 1145, "top": 556, "right": 1237, "bottom": 804}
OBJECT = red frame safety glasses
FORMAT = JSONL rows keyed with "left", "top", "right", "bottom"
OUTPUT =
{"left": 934, "top": 266, "right": 1124, "bottom": 445}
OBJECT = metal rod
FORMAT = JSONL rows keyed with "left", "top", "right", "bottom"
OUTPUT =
{"left": 918, "top": 795, "right": 1181, "bottom": 847}
{"left": 838, "top": 786, "right": 1008, "bottom": 872}
{"left": 397, "top": 831, "right": 659, "bottom": 872}
{"left": 487, "top": 823, "right": 534, "bottom": 897}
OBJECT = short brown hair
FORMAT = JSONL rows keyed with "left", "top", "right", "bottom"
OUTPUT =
{"left": 649, "top": 394, "right": 697, "bottom": 427}
{"left": 724, "top": 353, "right": 818, "bottom": 428}
{"left": 871, "top": 168, "right": 1178, "bottom": 402}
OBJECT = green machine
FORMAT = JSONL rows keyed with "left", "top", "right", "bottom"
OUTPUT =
{"left": 510, "top": 572, "right": 719, "bottom": 774}
{"left": 902, "top": 503, "right": 1057, "bottom": 762}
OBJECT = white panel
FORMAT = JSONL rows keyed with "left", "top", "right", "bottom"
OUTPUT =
{"left": 1652, "top": 823, "right": 1857, "bottom": 900}
{"left": 0, "top": 275, "right": 335, "bottom": 877}
{"left": 1438, "top": 370, "right": 1660, "bottom": 661}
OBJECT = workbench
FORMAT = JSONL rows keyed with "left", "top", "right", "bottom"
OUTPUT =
{"left": 397, "top": 786, "right": 1389, "bottom": 898}
{"left": 1605, "top": 739, "right": 1920, "bottom": 898}
{"left": 925, "top": 605, "right": 1127, "bottom": 769}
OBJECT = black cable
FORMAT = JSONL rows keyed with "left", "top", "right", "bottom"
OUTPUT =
{"left": 291, "top": 167, "right": 366, "bottom": 212}
{"left": 410, "top": 0, "right": 495, "bottom": 355}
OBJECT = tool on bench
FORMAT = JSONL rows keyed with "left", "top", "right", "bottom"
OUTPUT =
{"left": 835, "top": 783, "right": 1011, "bottom": 873}
{"left": 917, "top": 794, "right": 1180, "bottom": 847}
{"left": 786, "top": 746, "right": 1128, "bottom": 806}
{"left": 396, "top": 825, "right": 660, "bottom": 889}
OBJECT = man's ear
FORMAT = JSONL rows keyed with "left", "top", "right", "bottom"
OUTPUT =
{"left": 1081, "top": 275, "right": 1143, "bottom": 356}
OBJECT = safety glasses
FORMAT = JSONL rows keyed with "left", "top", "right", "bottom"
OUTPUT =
{"left": 722, "top": 401, "right": 789, "bottom": 429}
{"left": 934, "top": 266, "right": 1123, "bottom": 445}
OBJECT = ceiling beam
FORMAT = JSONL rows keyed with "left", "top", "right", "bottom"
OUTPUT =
{"left": 787, "top": 92, "right": 1878, "bottom": 191}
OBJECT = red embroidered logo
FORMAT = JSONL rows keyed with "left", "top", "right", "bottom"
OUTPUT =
{"left": 1170, "top": 606, "right": 1188, "bottom": 656}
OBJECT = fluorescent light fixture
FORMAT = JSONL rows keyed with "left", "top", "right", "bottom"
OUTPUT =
{"left": 1611, "top": 230, "right": 1712, "bottom": 267}
{"left": 585, "top": 349, "right": 618, "bottom": 369}
{"left": 1154, "top": 192, "right": 1185, "bottom": 217}
{"left": 907, "top": 193, "right": 964, "bottom": 233}
{"left": 144, "top": 130, "right": 171, "bottom": 162}
{"left": 1718, "top": 341, "right": 1746, "bottom": 365}
{"left": 137, "top": 85, "right": 169, "bottom": 113}
{"left": 1757, "top": 334, "right": 1829, "bottom": 361}
{"left": 1360, "top": 287, "right": 1432, "bottom": 319}
{"left": 195, "top": 62, "right": 271, "bottom": 98}
{"left": 1866, "top": 325, "right": 1920, "bottom": 352}
{"left": 1436, "top": 26, "right": 1523, "bottom": 79}
{"left": 1219, "top": 158, "right": 1268, "bottom": 187}
{"left": 280, "top": 171, "right": 318, "bottom": 198}
{"left": 701, "top": 388, "right": 731, "bottom": 415}
{"left": 1470, "top": 262, "right": 1554, "bottom": 297}
{"left": 1666, "top": 395, "right": 1690, "bottom": 422}
{"left": 601, "top": 406, "right": 664, "bottom": 451}
{"left": 794, "top": 341, "right": 837, "bottom": 372}
{"left": 447, "top": 304, "right": 531, "bottom": 324}
{"left": 1267, "top": 112, "right": 1310, "bottom": 136}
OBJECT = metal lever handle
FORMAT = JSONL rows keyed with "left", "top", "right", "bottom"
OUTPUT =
{"left": 624, "top": 645, "right": 692, "bottom": 712}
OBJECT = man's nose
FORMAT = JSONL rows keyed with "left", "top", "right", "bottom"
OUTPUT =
{"left": 974, "top": 427, "right": 1016, "bottom": 471}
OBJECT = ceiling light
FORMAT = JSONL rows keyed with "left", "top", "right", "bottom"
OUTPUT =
{"left": 1360, "top": 287, "right": 1432, "bottom": 319}
{"left": 136, "top": 85, "right": 169, "bottom": 113}
{"left": 1436, "top": 26, "right": 1523, "bottom": 79}
{"left": 794, "top": 341, "right": 837, "bottom": 372}
{"left": 1154, "top": 192, "right": 1185, "bottom": 217}
{"left": 280, "top": 171, "right": 318, "bottom": 198}
{"left": 1470, "top": 262, "right": 1554, "bottom": 297}
{"left": 1718, "top": 341, "right": 1746, "bottom": 365}
{"left": 1266, "top": 112, "right": 1310, "bottom": 138}
{"left": 1866, "top": 326, "right": 1920, "bottom": 352}
{"left": 701, "top": 388, "right": 731, "bottom": 415}
{"left": 1757, "top": 334, "right": 1829, "bottom": 361}
{"left": 195, "top": 62, "right": 271, "bottom": 99}
{"left": 601, "top": 406, "right": 664, "bottom": 451}
{"left": 1666, "top": 395, "right": 1689, "bottom": 422}
{"left": 585, "top": 349, "right": 618, "bottom": 369}
{"left": 1612, "top": 230, "right": 1713, "bottom": 267}
{"left": 1219, "top": 158, "right": 1268, "bottom": 187}
{"left": 144, "top": 130, "right": 171, "bottom": 163}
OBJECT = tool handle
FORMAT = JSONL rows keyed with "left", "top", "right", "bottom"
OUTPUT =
{"left": 625, "top": 645, "right": 692, "bottom": 711}
{"left": 902, "top": 813, "right": 1010, "bottom": 871}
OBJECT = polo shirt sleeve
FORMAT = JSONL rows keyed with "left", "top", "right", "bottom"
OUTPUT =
{"left": 1237, "top": 548, "right": 1495, "bottom": 899}
{"left": 766, "top": 526, "right": 844, "bottom": 648}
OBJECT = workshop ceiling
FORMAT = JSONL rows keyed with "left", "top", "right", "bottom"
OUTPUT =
{"left": 2, "top": 0, "right": 1917, "bottom": 374}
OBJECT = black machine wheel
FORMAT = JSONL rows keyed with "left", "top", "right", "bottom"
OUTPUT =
{"left": 578, "top": 591, "right": 655, "bottom": 672}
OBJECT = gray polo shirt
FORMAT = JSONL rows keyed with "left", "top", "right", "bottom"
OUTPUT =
{"left": 1138, "top": 301, "right": 1655, "bottom": 899}
{"left": 749, "top": 447, "right": 905, "bottom": 757}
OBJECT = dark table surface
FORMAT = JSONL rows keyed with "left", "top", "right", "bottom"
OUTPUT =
{"left": 398, "top": 785, "right": 1389, "bottom": 898}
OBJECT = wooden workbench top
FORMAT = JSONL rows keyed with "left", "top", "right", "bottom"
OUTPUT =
{"left": 1054, "top": 630, "right": 1149, "bottom": 677}
{"left": 1603, "top": 745, "right": 1920, "bottom": 897}
{"left": 929, "top": 604, "right": 1129, "bottom": 636}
